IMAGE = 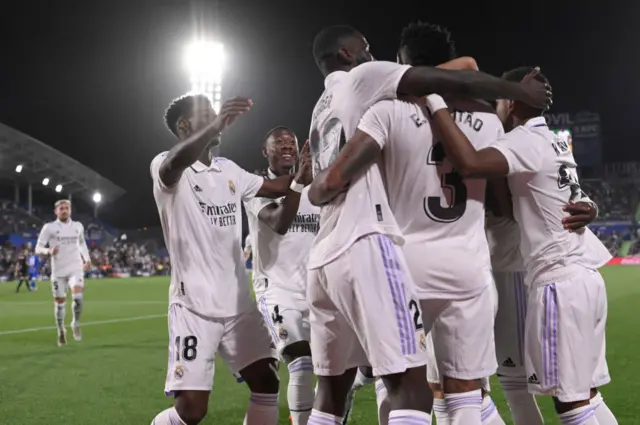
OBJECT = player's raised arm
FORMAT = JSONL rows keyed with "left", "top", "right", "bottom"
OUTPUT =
{"left": 253, "top": 141, "right": 313, "bottom": 235}
{"left": 35, "top": 224, "right": 55, "bottom": 255}
{"left": 398, "top": 66, "right": 552, "bottom": 109}
{"left": 78, "top": 224, "right": 91, "bottom": 269}
{"left": 158, "top": 97, "right": 252, "bottom": 188}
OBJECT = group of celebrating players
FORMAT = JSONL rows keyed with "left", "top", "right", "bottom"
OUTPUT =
{"left": 149, "top": 22, "right": 618, "bottom": 425}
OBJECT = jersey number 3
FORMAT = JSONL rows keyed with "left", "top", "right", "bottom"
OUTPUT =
{"left": 424, "top": 142, "right": 467, "bottom": 222}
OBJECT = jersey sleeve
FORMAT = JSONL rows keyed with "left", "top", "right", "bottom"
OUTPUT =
{"left": 349, "top": 61, "right": 412, "bottom": 105}
{"left": 150, "top": 152, "right": 177, "bottom": 193}
{"left": 78, "top": 224, "right": 90, "bottom": 261}
{"left": 357, "top": 100, "right": 395, "bottom": 149}
{"left": 35, "top": 224, "right": 51, "bottom": 254}
{"left": 490, "top": 130, "right": 544, "bottom": 175}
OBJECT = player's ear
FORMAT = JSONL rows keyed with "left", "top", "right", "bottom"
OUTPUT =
{"left": 177, "top": 118, "right": 190, "bottom": 135}
{"left": 336, "top": 46, "right": 352, "bottom": 66}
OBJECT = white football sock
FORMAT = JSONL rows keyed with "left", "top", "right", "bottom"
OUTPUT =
{"left": 71, "top": 293, "right": 83, "bottom": 326}
{"left": 445, "top": 389, "right": 482, "bottom": 425}
{"left": 591, "top": 392, "right": 618, "bottom": 425}
{"left": 481, "top": 396, "right": 506, "bottom": 425}
{"left": 389, "top": 409, "right": 431, "bottom": 425}
{"left": 151, "top": 407, "right": 186, "bottom": 425}
{"left": 498, "top": 375, "right": 543, "bottom": 425}
{"left": 287, "top": 356, "right": 315, "bottom": 425}
{"left": 375, "top": 379, "right": 390, "bottom": 425}
{"left": 244, "top": 392, "right": 279, "bottom": 425}
{"left": 433, "top": 398, "right": 450, "bottom": 425}
{"left": 308, "top": 409, "right": 342, "bottom": 425}
{"left": 54, "top": 302, "right": 66, "bottom": 333}
{"left": 558, "top": 404, "right": 599, "bottom": 425}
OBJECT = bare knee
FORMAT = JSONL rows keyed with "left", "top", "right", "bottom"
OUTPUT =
{"left": 429, "top": 381, "right": 444, "bottom": 399}
{"left": 240, "top": 357, "right": 280, "bottom": 393}
{"left": 55, "top": 298, "right": 65, "bottom": 304}
{"left": 382, "top": 366, "right": 432, "bottom": 413}
{"left": 442, "top": 376, "right": 481, "bottom": 394}
{"left": 315, "top": 368, "right": 358, "bottom": 416}
{"left": 174, "top": 390, "right": 209, "bottom": 425}
{"left": 553, "top": 397, "right": 590, "bottom": 414}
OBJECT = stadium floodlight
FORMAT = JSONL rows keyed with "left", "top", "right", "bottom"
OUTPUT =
{"left": 55, "top": 184, "right": 63, "bottom": 193}
{"left": 15, "top": 164, "right": 23, "bottom": 173}
{"left": 184, "top": 41, "right": 224, "bottom": 113}
{"left": 42, "top": 177, "right": 50, "bottom": 186}
{"left": 92, "top": 192, "right": 102, "bottom": 204}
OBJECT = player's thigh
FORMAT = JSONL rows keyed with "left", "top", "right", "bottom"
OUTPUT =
{"left": 68, "top": 274, "right": 85, "bottom": 292}
{"left": 257, "top": 294, "right": 310, "bottom": 359}
{"left": 51, "top": 277, "right": 69, "bottom": 299}
{"left": 525, "top": 273, "right": 603, "bottom": 402}
{"left": 218, "top": 306, "right": 277, "bottom": 375}
{"left": 164, "top": 304, "right": 222, "bottom": 394}
{"left": 307, "top": 266, "right": 367, "bottom": 377}
{"left": 432, "top": 283, "right": 497, "bottom": 381}
{"left": 323, "top": 234, "right": 428, "bottom": 377}
{"left": 494, "top": 271, "right": 528, "bottom": 376}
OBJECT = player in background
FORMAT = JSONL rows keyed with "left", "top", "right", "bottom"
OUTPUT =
{"left": 28, "top": 247, "right": 41, "bottom": 291}
{"left": 243, "top": 233, "right": 252, "bottom": 280}
{"left": 15, "top": 246, "right": 32, "bottom": 293}
{"left": 36, "top": 200, "right": 91, "bottom": 346}
{"left": 150, "top": 94, "right": 297, "bottom": 425}
{"left": 245, "top": 127, "right": 318, "bottom": 425}
{"left": 425, "top": 68, "right": 617, "bottom": 425}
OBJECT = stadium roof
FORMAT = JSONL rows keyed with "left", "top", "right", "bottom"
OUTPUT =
{"left": 0, "top": 122, "right": 125, "bottom": 204}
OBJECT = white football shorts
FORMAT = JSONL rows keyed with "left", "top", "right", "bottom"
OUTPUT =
{"left": 494, "top": 270, "right": 528, "bottom": 377}
{"left": 420, "top": 272, "right": 497, "bottom": 382}
{"left": 164, "top": 303, "right": 276, "bottom": 394}
{"left": 257, "top": 284, "right": 310, "bottom": 358}
{"left": 50, "top": 274, "right": 83, "bottom": 298}
{"left": 308, "top": 234, "right": 428, "bottom": 377}
{"left": 525, "top": 267, "right": 611, "bottom": 402}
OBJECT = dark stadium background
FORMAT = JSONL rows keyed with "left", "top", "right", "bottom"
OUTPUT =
{"left": 0, "top": 0, "right": 638, "bottom": 228}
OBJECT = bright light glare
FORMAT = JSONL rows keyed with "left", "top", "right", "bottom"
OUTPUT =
{"left": 42, "top": 177, "right": 50, "bottom": 186}
{"left": 92, "top": 192, "right": 102, "bottom": 204}
{"left": 55, "top": 184, "right": 63, "bottom": 193}
{"left": 185, "top": 41, "right": 224, "bottom": 112}
{"left": 15, "top": 164, "right": 22, "bottom": 173}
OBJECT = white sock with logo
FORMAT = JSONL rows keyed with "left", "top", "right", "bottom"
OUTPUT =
{"left": 287, "top": 356, "right": 315, "bottom": 425}
{"left": 433, "top": 398, "right": 450, "bottom": 425}
{"left": 590, "top": 392, "right": 618, "bottom": 425}
{"left": 558, "top": 404, "right": 599, "bottom": 425}
{"left": 498, "top": 375, "right": 543, "bottom": 425}
{"left": 389, "top": 409, "right": 431, "bottom": 425}
{"left": 72, "top": 292, "right": 83, "bottom": 326}
{"left": 308, "top": 409, "right": 342, "bottom": 425}
{"left": 54, "top": 302, "right": 66, "bottom": 333}
{"left": 244, "top": 392, "right": 279, "bottom": 425}
{"left": 481, "top": 396, "right": 506, "bottom": 425}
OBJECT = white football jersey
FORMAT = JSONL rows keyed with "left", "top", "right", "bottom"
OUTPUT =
{"left": 490, "top": 116, "right": 611, "bottom": 285}
{"left": 245, "top": 169, "right": 320, "bottom": 298}
{"left": 151, "top": 153, "right": 264, "bottom": 318}
{"left": 36, "top": 219, "right": 89, "bottom": 277}
{"left": 358, "top": 99, "right": 503, "bottom": 298}
{"left": 485, "top": 212, "right": 525, "bottom": 272}
{"left": 307, "top": 61, "right": 412, "bottom": 269}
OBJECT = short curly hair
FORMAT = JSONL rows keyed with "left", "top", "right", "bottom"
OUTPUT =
{"left": 164, "top": 94, "right": 211, "bottom": 136}
{"left": 398, "top": 22, "right": 456, "bottom": 67}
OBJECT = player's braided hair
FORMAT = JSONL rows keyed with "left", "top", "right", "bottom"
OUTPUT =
{"left": 164, "top": 94, "right": 211, "bottom": 137}
{"left": 399, "top": 22, "right": 456, "bottom": 67}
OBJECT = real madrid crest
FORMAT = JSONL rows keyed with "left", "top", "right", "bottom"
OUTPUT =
{"left": 174, "top": 365, "right": 185, "bottom": 379}
{"left": 278, "top": 327, "right": 288, "bottom": 340}
{"left": 419, "top": 332, "right": 427, "bottom": 352}
{"left": 228, "top": 180, "right": 236, "bottom": 194}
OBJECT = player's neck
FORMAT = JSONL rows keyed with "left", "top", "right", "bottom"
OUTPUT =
{"left": 58, "top": 218, "right": 70, "bottom": 223}
{"left": 268, "top": 167, "right": 292, "bottom": 177}
{"left": 198, "top": 151, "right": 212, "bottom": 167}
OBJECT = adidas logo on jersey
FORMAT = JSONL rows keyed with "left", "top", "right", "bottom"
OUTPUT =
{"left": 502, "top": 357, "right": 516, "bottom": 367}
{"left": 193, "top": 185, "right": 202, "bottom": 192}
{"left": 528, "top": 374, "right": 540, "bottom": 384}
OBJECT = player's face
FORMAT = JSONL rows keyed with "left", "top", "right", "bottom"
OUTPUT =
{"left": 264, "top": 130, "right": 298, "bottom": 173}
{"left": 55, "top": 203, "right": 71, "bottom": 221}
{"left": 496, "top": 99, "right": 516, "bottom": 131}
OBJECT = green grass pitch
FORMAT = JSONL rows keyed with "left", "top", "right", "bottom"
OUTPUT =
{"left": 1, "top": 266, "right": 639, "bottom": 424}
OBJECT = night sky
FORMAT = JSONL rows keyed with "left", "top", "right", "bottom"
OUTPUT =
{"left": 0, "top": 0, "right": 637, "bottom": 228}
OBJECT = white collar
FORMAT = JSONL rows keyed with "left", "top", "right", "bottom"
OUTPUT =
{"left": 56, "top": 219, "right": 72, "bottom": 225}
{"left": 324, "top": 70, "right": 347, "bottom": 89}
{"left": 524, "top": 116, "right": 547, "bottom": 129}
{"left": 190, "top": 159, "right": 221, "bottom": 173}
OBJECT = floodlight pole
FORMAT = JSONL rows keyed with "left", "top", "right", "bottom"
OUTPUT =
{"left": 27, "top": 183, "right": 32, "bottom": 216}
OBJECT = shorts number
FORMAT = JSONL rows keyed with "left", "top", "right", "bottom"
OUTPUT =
{"left": 408, "top": 300, "right": 424, "bottom": 331}
{"left": 424, "top": 142, "right": 467, "bottom": 222}
{"left": 271, "top": 305, "right": 284, "bottom": 325}
{"left": 52, "top": 281, "right": 58, "bottom": 291}
{"left": 174, "top": 335, "right": 198, "bottom": 362}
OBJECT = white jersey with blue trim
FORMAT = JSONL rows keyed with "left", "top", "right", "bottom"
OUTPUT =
{"left": 35, "top": 219, "right": 89, "bottom": 277}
